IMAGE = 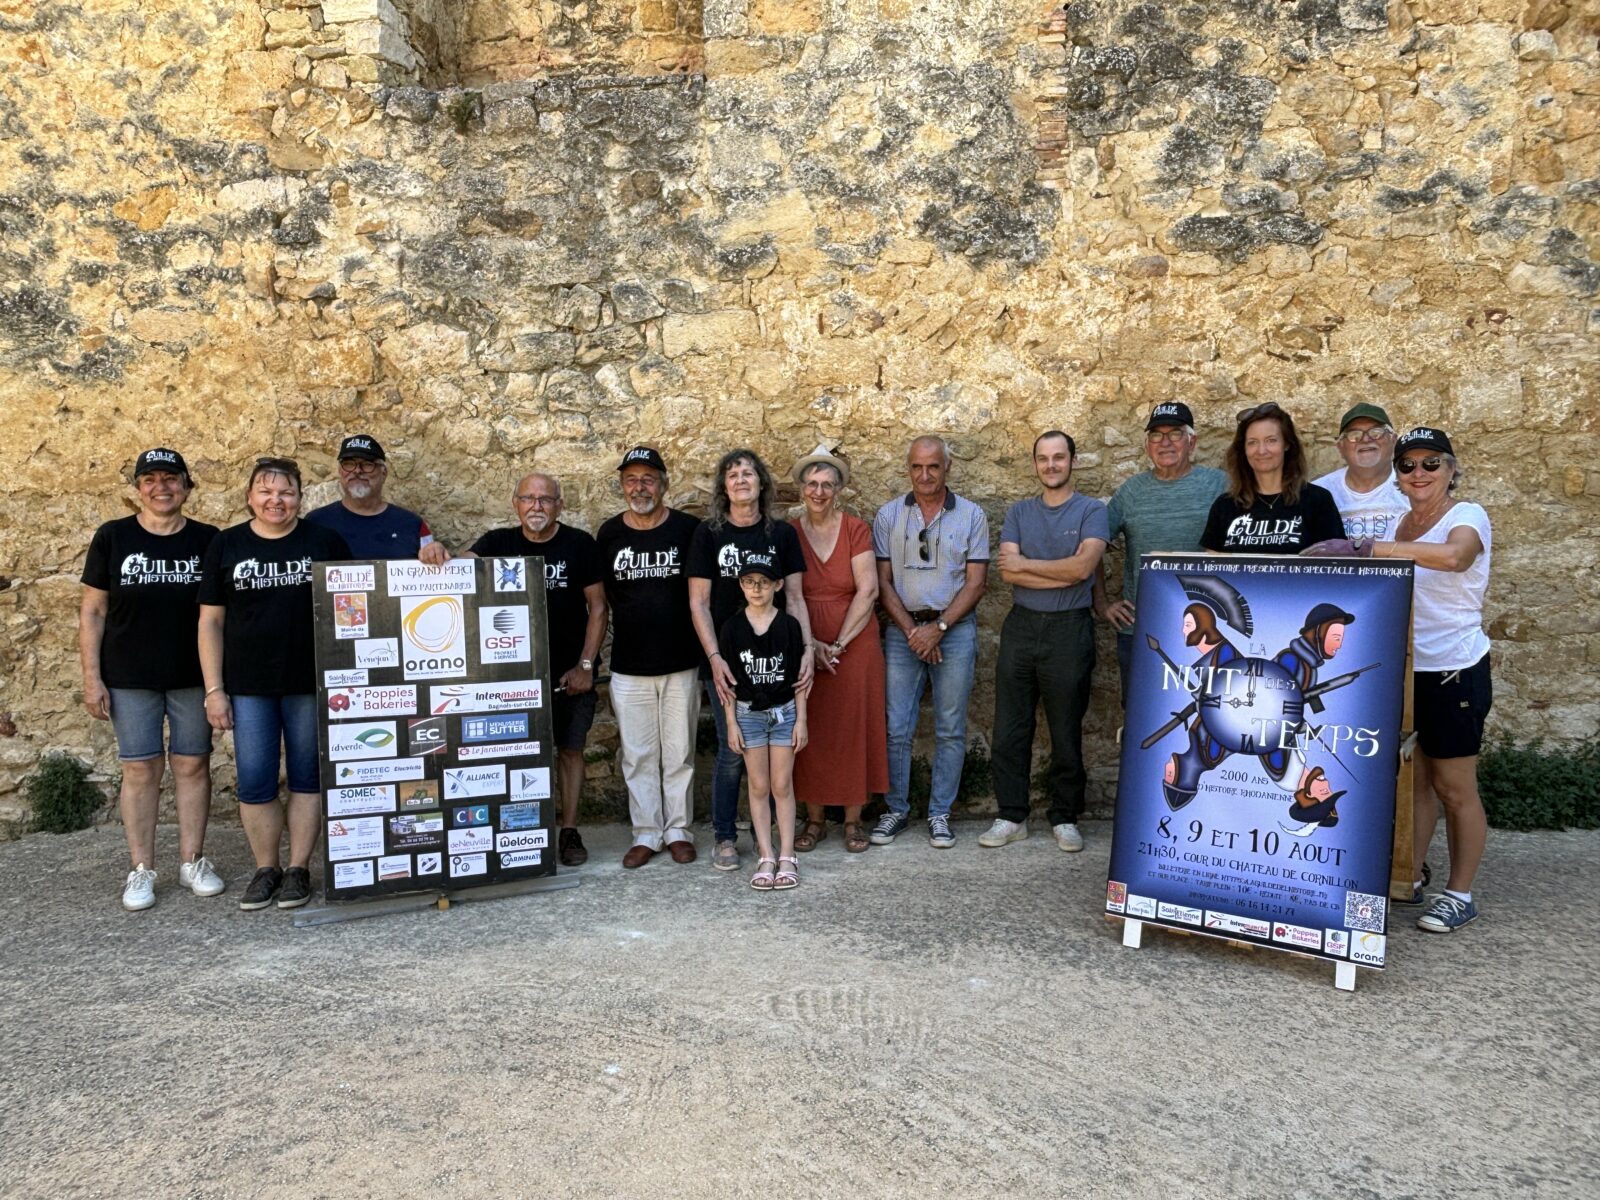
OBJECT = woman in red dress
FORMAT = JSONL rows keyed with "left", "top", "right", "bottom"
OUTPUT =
{"left": 790, "top": 445, "right": 889, "bottom": 853}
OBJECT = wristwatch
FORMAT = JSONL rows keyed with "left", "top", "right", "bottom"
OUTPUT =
{"left": 580, "top": 659, "right": 593, "bottom": 671}
{"left": 936, "top": 619, "right": 949, "bottom": 633}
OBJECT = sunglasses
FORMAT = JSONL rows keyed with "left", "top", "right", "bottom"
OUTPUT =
{"left": 1397, "top": 456, "right": 1445, "bottom": 475}
{"left": 254, "top": 456, "right": 300, "bottom": 471}
{"left": 1236, "top": 402, "right": 1285, "bottom": 423}
{"left": 1338, "top": 427, "right": 1391, "bottom": 445}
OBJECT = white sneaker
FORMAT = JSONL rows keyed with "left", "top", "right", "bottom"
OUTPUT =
{"left": 977, "top": 818, "right": 1028, "bottom": 848}
{"left": 179, "top": 856, "right": 226, "bottom": 897}
{"left": 122, "top": 865, "right": 157, "bottom": 911}
{"left": 1052, "top": 823, "right": 1085, "bottom": 852}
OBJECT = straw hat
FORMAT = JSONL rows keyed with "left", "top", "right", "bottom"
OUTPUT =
{"left": 791, "top": 442, "right": 851, "bottom": 487}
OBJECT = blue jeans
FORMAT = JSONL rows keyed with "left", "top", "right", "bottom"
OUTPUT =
{"left": 735, "top": 699, "right": 798, "bottom": 748}
{"left": 885, "top": 617, "right": 978, "bottom": 820}
{"left": 706, "top": 681, "right": 746, "bottom": 843}
{"left": 233, "top": 693, "right": 318, "bottom": 804}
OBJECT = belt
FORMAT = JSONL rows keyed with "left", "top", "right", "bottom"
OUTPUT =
{"left": 907, "top": 609, "right": 942, "bottom": 623}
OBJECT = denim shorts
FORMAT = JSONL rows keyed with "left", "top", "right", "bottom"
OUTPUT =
{"left": 232, "top": 693, "right": 319, "bottom": 804}
{"left": 109, "top": 687, "right": 212, "bottom": 761}
{"left": 735, "top": 699, "right": 797, "bottom": 748}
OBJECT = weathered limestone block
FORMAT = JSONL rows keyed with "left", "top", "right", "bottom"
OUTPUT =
{"left": 661, "top": 310, "right": 762, "bottom": 357}
{"left": 379, "top": 322, "right": 473, "bottom": 373}
{"left": 293, "top": 335, "right": 378, "bottom": 386}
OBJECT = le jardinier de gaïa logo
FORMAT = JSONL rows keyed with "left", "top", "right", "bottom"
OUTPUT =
{"left": 613, "top": 545, "right": 681, "bottom": 580}
{"left": 120, "top": 553, "right": 203, "bottom": 586}
{"left": 231, "top": 557, "right": 312, "bottom": 588}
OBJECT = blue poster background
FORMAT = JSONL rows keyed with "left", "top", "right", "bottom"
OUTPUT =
{"left": 1105, "top": 553, "right": 1413, "bottom": 970}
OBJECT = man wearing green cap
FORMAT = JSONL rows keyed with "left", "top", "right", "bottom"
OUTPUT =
{"left": 1313, "top": 403, "right": 1408, "bottom": 541}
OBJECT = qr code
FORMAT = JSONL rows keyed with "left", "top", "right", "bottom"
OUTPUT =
{"left": 1343, "top": 890, "right": 1387, "bottom": 933}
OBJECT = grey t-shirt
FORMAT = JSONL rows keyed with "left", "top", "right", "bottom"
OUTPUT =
{"left": 999, "top": 492, "right": 1110, "bottom": 613}
{"left": 1105, "top": 465, "right": 1227, "bottom": 628}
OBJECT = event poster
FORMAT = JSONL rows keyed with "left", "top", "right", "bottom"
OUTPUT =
{"left": 1106, "top": 553, "right": 1413, "bottom": 970}
{"left": 313, "top": 557, "right": 556, "bottom": 901}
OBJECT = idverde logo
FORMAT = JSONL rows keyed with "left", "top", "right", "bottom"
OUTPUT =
{"left": 356, "top": 728, "right": 394, "bottom": 749}
{"left": 403, "top": 595, "right": 463, "bottom": 653}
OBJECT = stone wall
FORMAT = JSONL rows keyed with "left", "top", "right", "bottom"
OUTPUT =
{"left": 1, "top": 0, "right": 1595, "bottom": 829}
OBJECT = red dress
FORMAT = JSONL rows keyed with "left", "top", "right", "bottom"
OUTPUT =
{"left": 793, "top": 513, "right": 889, "bottom": 804}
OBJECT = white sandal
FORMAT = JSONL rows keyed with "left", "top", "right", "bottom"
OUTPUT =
{"left": 772, "top": 855, "right": 799, "bottom": 890}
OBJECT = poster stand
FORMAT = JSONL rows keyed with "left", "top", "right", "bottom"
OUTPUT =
{"left": 1116, "top": 917, "right": 1361, "bottom": 991}
{"left": 292, "top": 872, "right": 581, "bottom": 929}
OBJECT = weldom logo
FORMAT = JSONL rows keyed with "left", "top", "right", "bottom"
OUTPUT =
{"left": 401, "top": 595, "right": 467, "bottom": 680}
{"left": 479, "top": 605, "right": 530, "bottom": 665}
{"left": 493, "top": 558, "right": 526, "bottom": 592}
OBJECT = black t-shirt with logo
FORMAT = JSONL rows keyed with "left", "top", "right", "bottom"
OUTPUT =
{"left": 81, "top": 515, "right": 220, "bottom": 690}
{"left": 717, "top": 610, "right": 805, "bottom": 710}
{"left": 688, "top": 519, "right": 807, "bottom": 635}
{"left": 595, "top": 509, "right": 702, "bottom": 676}
{"left": 469, "top": 523, "right": 601, "bottom": 677}
{"left": 198, "top": 520, "right": 352, "bottom": 696}
{"left": 1200, "top": 485, "right": 1345, "bottom": 555}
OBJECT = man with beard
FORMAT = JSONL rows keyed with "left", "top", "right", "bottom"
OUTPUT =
{"left": 980, "top": 431, "right": 1108, "bottom": 853}
{"left": 464, "top": 472, "right": 607, "bottom": 867}
{"left": 305, "top": 434, "right": 450, "bottom": 563}
{"left": 1312, "top": 404, "right": 1408, "bottom": 543}
{"left": 595, "top": 447, "right": 705, "bottom": 868}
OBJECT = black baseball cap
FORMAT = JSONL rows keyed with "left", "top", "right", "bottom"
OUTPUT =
{"left": 1146, "top": 402, "right": 1194, "bottom": 431}
{"left": 618, "top": 445, "right": 667, "bottom": 472}
{"left": 1394, "top": 427, "right": 1453, "bottom": 461}
{"left": 738, "top": 553, "right": 781, "bottom": 581}
{"left": 133, "top": 447, "right": 191, "bottom": 484}
{"left": 338, "top": 434, "right": 386, "bottom": 463}
{"left": 1303, "top": 602, "right": 1355, "bottom": 631}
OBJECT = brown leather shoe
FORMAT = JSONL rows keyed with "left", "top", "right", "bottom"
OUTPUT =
{"left": 622, "top": 844, "right": 656, "bottom": 869}
{"left": 667, "top": 840, "right": 697, "bottom": 864}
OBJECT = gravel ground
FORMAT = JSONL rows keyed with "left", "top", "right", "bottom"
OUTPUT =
{"left": 2, "top": 820, "right": 1596, "bottom": 1200}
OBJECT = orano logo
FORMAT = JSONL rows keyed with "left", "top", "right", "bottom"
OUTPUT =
{"left": 402, "top": 595, "right": 463, "bottom": 653}
{"left": 356, "top": 728, "right": 394, "bottom": 749}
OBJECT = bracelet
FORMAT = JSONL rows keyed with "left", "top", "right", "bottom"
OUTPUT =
{"left": 204, "top": 686, "right": 224, "bottom": 697}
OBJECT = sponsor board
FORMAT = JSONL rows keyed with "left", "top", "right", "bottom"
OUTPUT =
{"left": 325, "top": 564, "right": 376, "bottom": 592}
{"left": 334, "top": 860, "right": 374, "bottom": 888}
{"left": 449, "top": 852, "right": 488, "bottom": 878}
{"left": 500, "top": 848, "right": 542, "bottom": 869}
{"left": 1157, "top": 902, "right": 1203, "bottom": 926}
{"left": 478, "top": 605, "right": 531, "bottom": 664}
{"left": 335, "top": 758, "right": 428, "bottom": 786}
{"left": 324, "top": 668, "right": 369, "bottom": 688}
{"left": 1205, "top": 911, "right": 1273, "bottom": 940}
{"left": 401, "top": 595, "right": 467, "bottom": 681}
{"left": 1126, "top": 894, "right": 1157, "bottom": 919}
{"left": 1271, "top": 922, "right": 1324, "bottom": 951}
{"left": 417, "top": 852, "right": 442, "bottom": 876}
{"left": 387, "top": 559, "right": 477, "bottom": 597}
{"left": 430, "top": 680, "right": 543, "bottom": 715}
{"left": 460, "top": 713, "right": 530, "bottom": 743}
{"left": 327, "top": 816, "right": 385, "bottom": 861}
{"left": 333, "top": 593, "right": 369, "bottom": 639}
{"left": 378, "top": 855, "right": 412, "bottom": 881}
{"left": 397, "top": 779, "right": 440, "bottom": 809}
{"left": 448, "top": 826, "right": 493, "bottom": 854}
{"left": 407, "top": 715, "right": 448, "bottom": 757}
{"left": 499, "top": 801, "right": 541, "bottom": 831}
{"left": 456, "top": 739, "right": 540, "bottom": 762}
{"left": 327, "top": 722, "right": 398, "bottom": 760}
{"left": 327, "top": 686, "right": 417, "bottom": 719}
{"left": 509, "top": 767, "right": 550, "bottom": 802}
{"left": 450, "top": 804, "right": 490, "bottom": 828}
{"left": 496, "top": 829, "right": 548, "bottom": 853}
{"left": 444, "top": 765, "right": 506, "bottom": 800}
{"left": 354, "top": 638, "right": 400, "bottom": 669}
{"left": 325, "top": 784, "right": 396, "bottom": 817}
{"left": 492, "top": 558, "right": 527, "bottom": 592}
{"left": 1324, "top": 930, "right": 1350, "bottom": 958}
{"left": 1105, "top": 881, "right": 1127, "bottom": 914}
{"left": 1350, "top": 932, "right": 1387, "bottom": 967}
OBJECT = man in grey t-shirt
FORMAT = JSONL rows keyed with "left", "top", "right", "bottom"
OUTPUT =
{"left": 1093, "top": 402, "right": 1227, "bottom": 705}
{"left": 981, "top": 431, "right": 1109, "bottom": 853}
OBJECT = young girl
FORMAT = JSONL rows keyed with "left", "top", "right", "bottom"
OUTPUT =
{"left": 718, "top": 555, "right": 809, "bottom": 890}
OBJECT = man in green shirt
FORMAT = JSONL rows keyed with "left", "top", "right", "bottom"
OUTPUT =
{"left": 1092, "top": 402, "right": 1227, "bottom": 704}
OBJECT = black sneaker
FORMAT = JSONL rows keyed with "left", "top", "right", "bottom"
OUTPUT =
{"left": 239, "top": 867, "right": 283, "bottom": 911}
{"left": 869, "top": 812, "right": 910, "bottom": 845}
{"left": 276, "top": 866, "right": 313, "bottom": 909}
{"left": 558, "top": 827, "right": 588, "bottom": 867}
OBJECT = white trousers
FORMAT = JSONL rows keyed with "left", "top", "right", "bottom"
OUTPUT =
{"left": 609, "top": 669, "right": 700, "bottom": 849}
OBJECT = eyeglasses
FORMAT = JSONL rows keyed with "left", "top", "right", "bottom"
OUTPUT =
{"left": 339, "top": 459, "right": 383, "bottom": 474}
{"left": 1146, "top": 429, "right": 1188, "bottom": 444}
{"left": 1396, "top": 456, "right": 1445, "bottom": 475}
{"left": 1337, "top": 427, "right": 1392, "bottom": 445}
{"left": 1236, "top": 402, "right": 1285, "bottom": 423}
{"left": 515, "top": 495, "right": 561, "bottom": 507}
{"left": 803, "top": 480, "right": 838, "bottom": 493}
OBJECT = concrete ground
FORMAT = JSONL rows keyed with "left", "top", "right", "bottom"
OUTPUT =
{"left": 1, "top": 820, "right": 1596, "bottom": 1200}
